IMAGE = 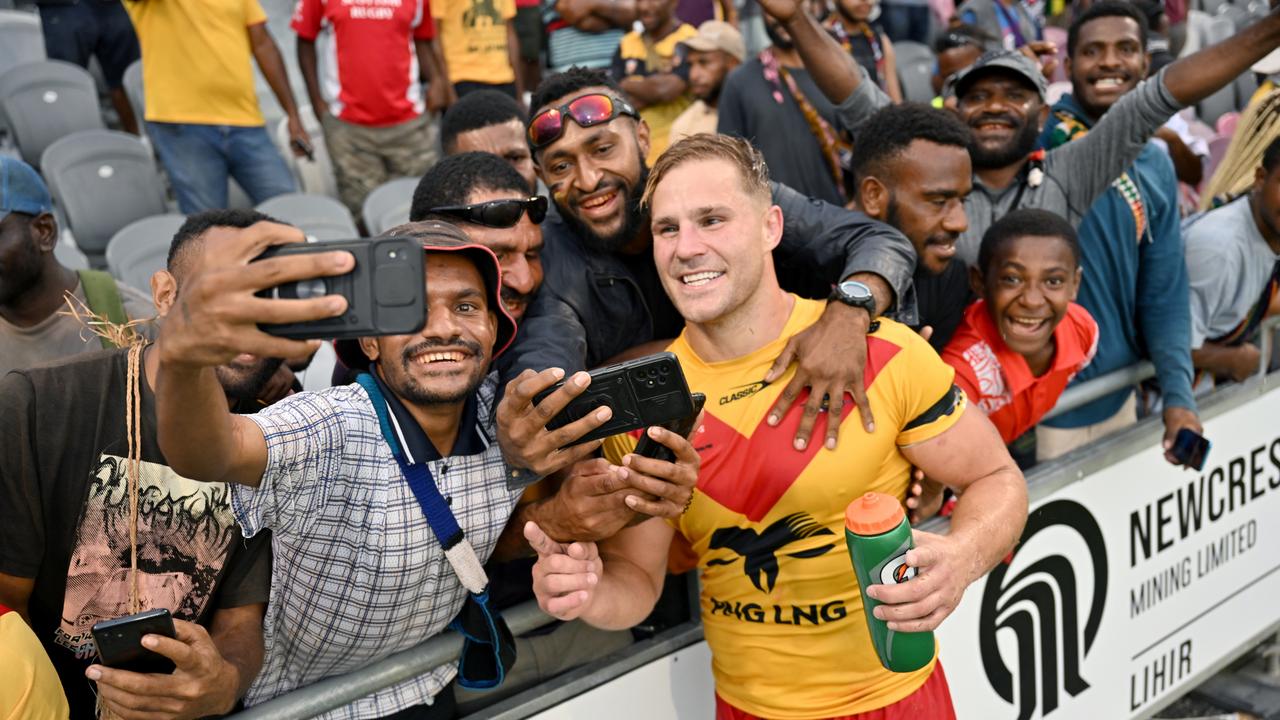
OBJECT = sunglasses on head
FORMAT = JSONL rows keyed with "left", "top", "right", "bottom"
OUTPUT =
{"left": 429, "top": 196, "right": 548, "bottom": 228}
{"left": 527, "top": 93, "right": 640, "bottom": 149}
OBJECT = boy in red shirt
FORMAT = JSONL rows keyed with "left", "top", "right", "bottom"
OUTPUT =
{"left": 943, "top": 209, "right": 1099, "bottom": 445}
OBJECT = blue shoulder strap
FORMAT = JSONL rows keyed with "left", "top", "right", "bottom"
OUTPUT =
{"left": 356, "top": 373, "right": 464, "bottom": 550}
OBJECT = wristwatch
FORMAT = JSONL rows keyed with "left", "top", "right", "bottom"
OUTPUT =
{"left": 829, "top": 280, "right": 878, "bottom": 318}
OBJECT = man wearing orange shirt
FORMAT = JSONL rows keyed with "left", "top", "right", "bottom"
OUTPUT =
{"left": 525, "top": 134, "right": 1027, "bottom": 719}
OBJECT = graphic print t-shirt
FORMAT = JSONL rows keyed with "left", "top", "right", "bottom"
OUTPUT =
{"left": 605, "top": 297, "right": 964, "bottom": 718}
{"left": 0, "top": 349, "right": 271, "bottom": 718}
{"left": 432, "top": 0, "right": 517, "bottom": 84}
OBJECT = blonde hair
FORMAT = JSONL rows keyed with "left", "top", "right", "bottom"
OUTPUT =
{"left": 642, "top": 133, "right": 771, "bottom": 208}
{"left": 1200, "top": 88, "right": 1280, "bottom": 210}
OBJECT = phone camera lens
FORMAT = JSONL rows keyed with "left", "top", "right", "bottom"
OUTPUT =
{"left": 388, "top": 250, "right": 399, "bottom": 259}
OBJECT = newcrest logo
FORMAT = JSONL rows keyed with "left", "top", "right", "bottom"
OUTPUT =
{"left": 979, "top": 500, "right": 1108, "bottom": 720}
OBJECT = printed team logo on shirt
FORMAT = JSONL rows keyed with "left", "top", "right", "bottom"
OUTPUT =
{"left": 718, "top": 379, "right": 768, "bottom": 406}
{"left": 962, "top": 340, "right": 1012, "bottom": 414}
{"left": 463, "top": 0, "right": 502, "bottom": 29}
{"left": 705, "top": 512, "right": 837, "bottom": 592}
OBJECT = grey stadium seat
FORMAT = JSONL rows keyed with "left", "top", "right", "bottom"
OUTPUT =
{"left": 0, "top": 11, "right": 44, "bottom": 74}
{"left": 41, "top": 130, "right": 169, "bottom": 262}
{"left": 1196, "top": 17, "right": 1239, "bottom": 126}
{"left": 0, "top": 60, "right": 105, "bottom": 165}
{"left": 362, "top": 177, "right": 418, "bottom": 236}
{"left": 256, "top": 192, "right": 359, "bottom": 241}
{"left": 106, "top": 214, "right": 186, "bottom": 290}
{"left": 122, "top": 60, "right": 145, "bottom": 130}
{"left": 893, "top": 41, "right": 938, "bottom": 105}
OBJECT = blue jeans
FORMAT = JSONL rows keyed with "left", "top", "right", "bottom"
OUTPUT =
{"left": 148, "top": 123, "right": 296, "bottom": 213}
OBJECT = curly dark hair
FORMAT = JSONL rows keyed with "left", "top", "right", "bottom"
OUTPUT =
{"left": 978, "top": 208, "right": 1081, "bottom": 274}
{"left": 409, "top": 151, "right": 532, "bottom": 221}
{"left": 440, "top": 90, "right": 528, "bottom": 154}
{"left": 850, "top": 103, "right": 972, "bottom": 193}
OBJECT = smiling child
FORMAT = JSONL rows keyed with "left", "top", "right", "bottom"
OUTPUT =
{"left": 942, "top": 208, "right": 1099, "bottom": 444}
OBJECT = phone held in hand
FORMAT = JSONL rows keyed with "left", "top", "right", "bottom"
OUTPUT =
{"left": 634, "top": 392, "right": 706, "bottom": 462}
{"left": 291, "top": 138, "right": 315, "bottom": 161}
{"left": 255, "top": 237, "right": 425, "bottom": 340}
{"left": 534, "top": 352, "right": 697, "bottom": 447}
{"left": 1171, "top": 428, "right": 1211, "bottom": 470}
{"left": 91, "top": 608, "right": 177, "bottom": 675}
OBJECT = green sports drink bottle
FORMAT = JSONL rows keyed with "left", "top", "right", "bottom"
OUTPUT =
{"left": 844, "top": 492, "right": 935, "bottom": 673}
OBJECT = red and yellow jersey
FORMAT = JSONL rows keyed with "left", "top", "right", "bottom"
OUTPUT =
{"left": 605, "top": 297, "right": 965, "bottom": 719}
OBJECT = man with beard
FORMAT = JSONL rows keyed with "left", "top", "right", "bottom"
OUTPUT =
{"left": 0, "top": 209, "right": 278, "bottom": 719}
{"left": 0, "top": 156, "right": 155, "bottom": 376}
{"left": 410, "top": 152, "right": 544, "bottom": 323}
{"left": 1031, "top": 1, "right": 1200, "bottom": 463}
{"left": 151, "top": 219, "right": 698, "bottom": 718}
{"left": 500, "top": 65, "right": 918, "bottom": 487}
{"left": 669, "top": 21, "right": 745, "bottom": 144}
{"left": 850, "top": 103, "right": 975, "bottom": 350}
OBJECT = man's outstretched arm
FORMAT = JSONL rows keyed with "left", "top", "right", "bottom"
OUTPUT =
{"left": 870, "top": 405, "right": 1026, "bottom": 632}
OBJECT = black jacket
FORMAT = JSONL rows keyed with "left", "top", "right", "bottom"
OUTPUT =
{"left": 498, "top": 182, "right": 919, "bottom": 382}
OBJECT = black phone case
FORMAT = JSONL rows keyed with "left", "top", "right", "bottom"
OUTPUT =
{"left": 256, "top": 237, "right": 426, "bottom": 340}
{"left": 534, "top": 352, "right": 695, "bottom": 447}
{"left": 633, "top": 392, "right": 706, "bottom": 463}
{"left": 92, "top": 608, "right": 177, "bottom": 675}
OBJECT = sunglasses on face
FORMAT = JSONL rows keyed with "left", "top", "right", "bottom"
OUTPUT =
{"left": 429, "top": 196, "right": 549, "bottom": 228}
{"left": 527, "top": 93, "right": 640, "bottom": 149}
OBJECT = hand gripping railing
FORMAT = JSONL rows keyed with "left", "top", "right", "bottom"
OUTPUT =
{"left": 230, "top": 316, "right": 1280, "bottom": 719}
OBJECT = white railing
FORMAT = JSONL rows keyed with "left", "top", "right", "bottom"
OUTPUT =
{"left": 229, "top": 315, "right": 1280, "bottom": 720}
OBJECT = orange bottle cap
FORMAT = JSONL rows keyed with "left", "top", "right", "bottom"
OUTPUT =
{"left": 845, "top": 492, "right": 906, "bottom": 535}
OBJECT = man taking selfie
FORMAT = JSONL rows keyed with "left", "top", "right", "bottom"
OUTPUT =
{"left": 526, "top": 135, "right": 1028, "bottom": 719}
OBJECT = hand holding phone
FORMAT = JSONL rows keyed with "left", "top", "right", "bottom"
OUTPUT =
{"left": 634, "top": 392, "right": 706, "bottom": 463}
{"left": 1170, "top": 428, "right": 1211, "bottom": 470}
{"left": 92, "top": 608, "right": 177, "bottom": 674}
{"left": 291, "top": 137, "right": 316, "bottom": 162}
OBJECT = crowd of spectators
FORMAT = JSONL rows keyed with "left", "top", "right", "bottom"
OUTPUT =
{"left": 2, "top": 0, "right": 1279, "bottom": 717}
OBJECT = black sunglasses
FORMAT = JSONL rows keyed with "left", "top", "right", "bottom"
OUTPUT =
{"left": 429, "top": 196, "right": 548, "bottom": 228}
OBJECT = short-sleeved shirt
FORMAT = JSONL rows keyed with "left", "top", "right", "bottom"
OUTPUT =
{"left": 0, "top": 605, "right": 69, "bottom": 720}
{"left": 0, "top": 350, "right": 271, "bottom": 719}
{"left": 669, "top": 99, "right": 718, "bottom": 145}
{"left": 233, "top": 376, "right": 521, "bottom": 720}
{"left": 0, "top": 277, "right": 156, "bottom": 376}
{"left": 432, "top": 0, "right": 516, "bottom": 85}
{"left": 123, "top": 0, "right": 270, "bottom": 126}
{"left": 1182, "top": 196, "right": 1280, "bottom": 348}
{"left": 942, "top": 299, "right": 1098, "bottom": 444}
{"left": 610, "top": 24, "right": 697, "bottom": 164}
{"left": 604, "top": 297, "right": 965, "bottom": 719}
{"left": 291, "top": 0, "right": 435, "bottom": 127}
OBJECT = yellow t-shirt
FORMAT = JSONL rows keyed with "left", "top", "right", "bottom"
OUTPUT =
{"left": 0, "top": 609, "right": 69, "bottom": 720}
{"left": 613, "top": 24, "right": 697, "bottom": 164}
{"left": 433, "top": 0, "right": 517, "bottom": 85}
{"left": 123, "top": 0, "right": 268, "bottom": 126}
{"left": 605, "top": 297, "right": 964, "bottom": 719}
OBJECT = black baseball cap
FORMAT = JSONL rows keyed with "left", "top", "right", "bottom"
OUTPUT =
{"left": 333, "top": 220, "right": 518, "bottom": 372}
{"left": 945, "top": 49, "right": 1049, "bottom": 100}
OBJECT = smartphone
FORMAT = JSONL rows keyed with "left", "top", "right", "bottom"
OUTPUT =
{"left": 633, "top": 392, "right": 706, "bottom": 463}
{"left": 91, "top": 608, "right": 177, "bottom": 675}
{"left": 291, "top": 138, "right": 315, "bottom": 161}
{"left": 533, "top": 352, "right": 696, "bottom": 448}
{"left": 1171, "top": 428, "right": 1211, "bottom": 470}
{"left": 255, "top": 237, "right": 425, "bottom": 340}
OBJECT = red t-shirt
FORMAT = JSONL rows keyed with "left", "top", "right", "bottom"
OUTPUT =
{"left": 291, "top": 0, "right": 436, "bottom": 127}
{"left": 942, "top": 299, "right": 1099, "bottom": 444}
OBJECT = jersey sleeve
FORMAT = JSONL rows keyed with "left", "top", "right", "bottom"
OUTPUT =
{"left": 886, "top": 325, "right": 965, "bottom": 447}
{"left": 245, "top": 0, "right": 268, "bottom": 26}
{"left": 500, "top": 0, "right": 517, "bottom": 21}
{"left": 431, "top": 0, "right": 447, "bottom": 21}
{"left": 414, "top": 0, "right": 438, "bottom": 39}
{"left": 290, "top": 0, "right": 323, "bottom": 39}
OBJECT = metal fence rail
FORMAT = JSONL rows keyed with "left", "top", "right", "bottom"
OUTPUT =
{"left": 230, "top": 315, "right": 1280, "bottom": 720}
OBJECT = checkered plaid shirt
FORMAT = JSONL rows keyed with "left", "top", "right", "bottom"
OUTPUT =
{"left": 233, "top": 374, "right": 520, "bottom": 720}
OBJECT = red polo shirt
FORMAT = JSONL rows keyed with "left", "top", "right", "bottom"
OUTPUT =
{"left": 942, "top": 299, "right": 1099, "bottom": 444}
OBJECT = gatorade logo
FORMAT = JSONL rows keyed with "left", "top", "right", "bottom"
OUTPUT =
{"left": 978, "top": 500, "right": 1107, "bottom": 720}
{"left": 879, "top": 553, "right": 916, "bottom": 585}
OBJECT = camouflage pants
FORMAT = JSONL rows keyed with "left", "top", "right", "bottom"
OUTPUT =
{"left": 320, "top": 112, "right": 439, "bottom": 217}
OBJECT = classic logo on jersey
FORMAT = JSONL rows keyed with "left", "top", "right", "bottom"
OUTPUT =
{"left": 978, "top": 500, "right": 1107, "bottom": 720}
{"left": 706, "top": 512, "right": 836, "bottom": 592}
{"left": 719, "top": 380, "right": 768, "bottom": 406}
